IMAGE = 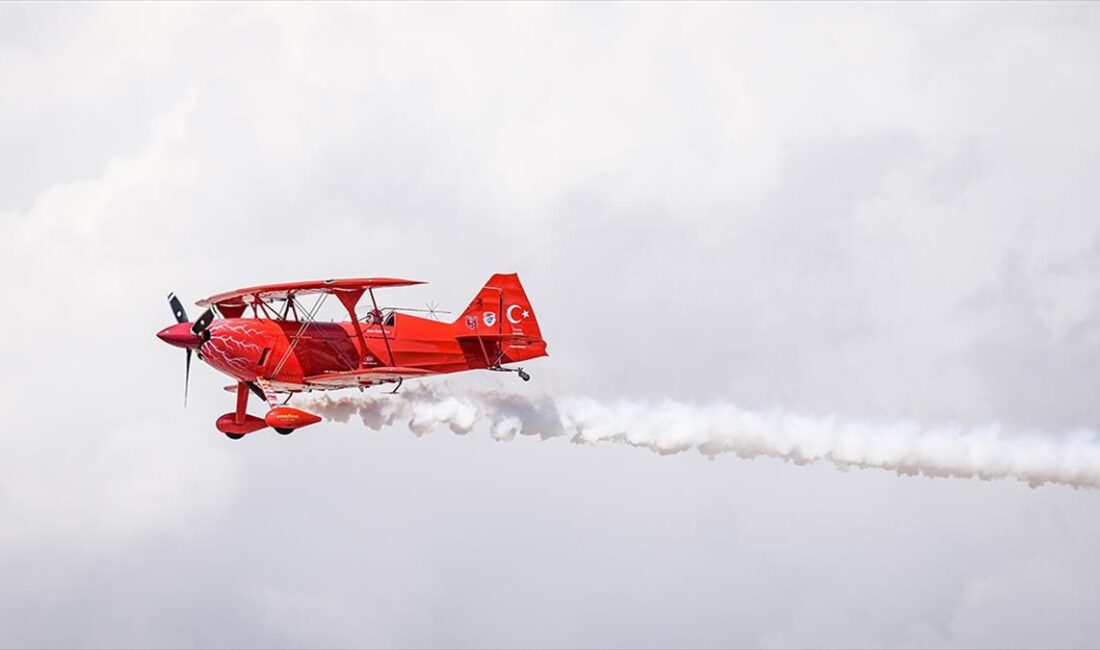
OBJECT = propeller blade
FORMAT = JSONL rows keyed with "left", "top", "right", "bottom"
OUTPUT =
{"left": 191, "top": 308, "right": 215, "bottom": 336}
{"left": 168, "top": 292, "right": 189, "bottom": 324}
{"left": 185, "top": 348, "right": 192, "bottom": 407}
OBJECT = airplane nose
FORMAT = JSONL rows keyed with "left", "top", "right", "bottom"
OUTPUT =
{"left": 157, "top": 322, "right": 203, "bottom": 349}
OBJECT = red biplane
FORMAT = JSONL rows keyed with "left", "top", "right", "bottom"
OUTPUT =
{"left": 156, "top": 273, "right": 547, "bottom": 438}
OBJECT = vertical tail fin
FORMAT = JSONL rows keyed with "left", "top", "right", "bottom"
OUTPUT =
{"left": 454, "top": 273, "right": 547, "bottom": 362}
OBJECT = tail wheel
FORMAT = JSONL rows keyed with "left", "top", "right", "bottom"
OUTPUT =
{"left": 225, "top": 433, "right": 244, "bottom": 440}
{"left": 275, "top": 427, "right": 294, "bottom": 435}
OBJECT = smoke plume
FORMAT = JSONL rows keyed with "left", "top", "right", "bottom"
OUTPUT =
{"left": 307, "top": 385, "right": 1100, "bottom": 489}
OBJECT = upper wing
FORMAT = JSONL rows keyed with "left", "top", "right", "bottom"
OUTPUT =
{"left": 197, "top": 277, "right": 424, "bottom": 314}
{"left": 304, "top": 366, "right": 432, "bottom": 389}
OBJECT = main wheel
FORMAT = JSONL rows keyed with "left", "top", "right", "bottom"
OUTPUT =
{"left": 225, "top": 433, "right": 244, "bottom": 440}
{"left": 275, "top": 427, "right": 294, "bottom": 435}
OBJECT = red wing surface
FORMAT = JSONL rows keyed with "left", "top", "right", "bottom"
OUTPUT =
{"left": 304, "top": 367, "right": 432, "bottom": 389}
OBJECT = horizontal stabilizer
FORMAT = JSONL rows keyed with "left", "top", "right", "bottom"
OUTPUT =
{"left": 455, "top": 333, "right": 540, "bottom": 342}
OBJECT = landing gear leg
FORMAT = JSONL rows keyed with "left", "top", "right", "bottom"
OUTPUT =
{"left": 235, "top": 381, "right": 249, "bottom": 424}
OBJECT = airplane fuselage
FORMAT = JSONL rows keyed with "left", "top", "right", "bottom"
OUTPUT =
{"left": 199, "top": 314, "right": 498, "bottom": 388}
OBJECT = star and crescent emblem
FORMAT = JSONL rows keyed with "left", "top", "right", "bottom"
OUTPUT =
{"left": 506, "top": 304, "right": 530, "bottom": 324}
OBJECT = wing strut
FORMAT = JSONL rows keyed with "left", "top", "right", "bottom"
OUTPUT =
{"left": 269, "top": 292, "right": 328, "bottom": 379}
{"left": 334, "top": 289, "right": 370, "bottom": 368}
{"left": 368, "top": 287, "right": 397, "bottom": 366}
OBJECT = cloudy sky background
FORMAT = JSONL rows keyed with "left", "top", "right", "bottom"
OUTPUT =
{"left": 2, "top": 2, "right": 1100, "bottom": 647}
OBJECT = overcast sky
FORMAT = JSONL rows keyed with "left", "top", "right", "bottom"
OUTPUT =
{"left": 2, "top": 2, "right": 1100, "bottom": 648}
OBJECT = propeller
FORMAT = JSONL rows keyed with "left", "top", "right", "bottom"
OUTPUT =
{"left": 185, "top": 348, "right": 192, "bottom": 406}
{"left": 191, "top": 307, "right": 215, "bottom": 341}
{"left": 169, "top": 292, "right": 189, "bottom": 324}
{"left": 165, "top": 294, "right": 215, "bottom": 406}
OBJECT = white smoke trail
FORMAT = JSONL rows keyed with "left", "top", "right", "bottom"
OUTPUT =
{"left": 306, "top": 384, "right": 1100, "bottom": 489}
